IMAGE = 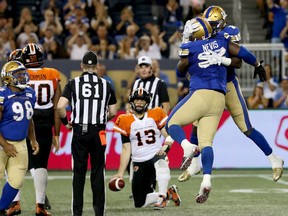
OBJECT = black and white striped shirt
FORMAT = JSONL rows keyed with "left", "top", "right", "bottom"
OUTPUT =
{"left": 131, "top": 74, "right": 169, "bottom": 109}
{"left": 62, "top": 72, "right": 117, "bottom": 125}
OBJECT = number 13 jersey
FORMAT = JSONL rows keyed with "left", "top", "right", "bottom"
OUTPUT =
{"left": 113, "top": 107, "right": 167, "bottom": 162}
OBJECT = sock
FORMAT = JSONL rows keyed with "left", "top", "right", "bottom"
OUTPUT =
{"left": 142, "top": 192, "right": 159, "bottom": 207}
{"left": 268, "top": 153, "right": 283, "bottom": 168}
{"left": 246, "top": 129, "right": 272, "bottom": 156}
{"left": 168, "top": 124, "right": 186, "bottom": 144}
{"left": 190, "top": 127, "right": 200, "bottom": 157}
{"left": 30, "top": 168, "right": 35, "bottom": 177}
{"left": 181, "top": 139, "right": 194, "bottom": 158}
{"left": 0, "top": 183, "right": 19, "bottom": 210}
{"left": 12, "top": 190, "right": 21, "bottom": 202}
{"left": 34, "top": 168, "right": 48, "bottom": 204}
{"left": 154, "top": 159, "right": 170, "bottom": 197}
{"left": 201, "top": 146, "right": 214, "bottom": 175}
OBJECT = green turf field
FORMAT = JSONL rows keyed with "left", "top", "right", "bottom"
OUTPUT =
{"left": 11, "top": 169, "right": 288, "bottom": 216}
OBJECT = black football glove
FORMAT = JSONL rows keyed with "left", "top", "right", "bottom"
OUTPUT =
{"left": 253, "top": 60, "right": 267, "bottom": 82}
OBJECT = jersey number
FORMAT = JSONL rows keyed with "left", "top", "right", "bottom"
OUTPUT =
{"left": 29, "top": 83, "right": 51, "bottom": 106}
{"left": 135, "top": 129, "right": 156, "bottom": 146}
{"left": 12, "top": 101, "right": 34, "bottom": 121}
{"left": 82, "top": 83, "right": 100, "bottom": 98}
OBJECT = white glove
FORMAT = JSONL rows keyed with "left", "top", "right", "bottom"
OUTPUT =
{"left": 198, "top": 48, "right": 230, "bottom": 68}
{"left": 182, "top": 19, "right": 201, "bottom": 43}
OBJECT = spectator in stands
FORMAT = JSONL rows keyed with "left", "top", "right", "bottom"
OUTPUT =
{"left": 40, "top": 0, "right": 62, "bottom": 17}
{"left": 152, "top": 59, "right": 170, "bottom": 85}
{"left": 273, "top": 76, "right": 288, "bottom": 108}
{"left": 16, "top": 22, "right": 39, "bottom": 48}
{"left": 115, "top": 6, "right": 139, "bottom": 40}
{"left": 64, "top": 4, "right": 89, "bottom": 34}
{"left": 168, "top": 28, "right": 182, "bottom": 59}
{"left": 117, "top": 37, "right": 137, "bottom": 59}
{"left": 0, "top": 37, "right": 9, "bottom": 60}
{"left": 124, "top": 25, "right": 139, "bottom": 47}
{"left": 0, "top": 0, "right": 13, "bottom": 28}
{"left": 62, "top": 0, "right": 86, "bottom": 20}
{"left": 14, "top": 7, "right": 38, "bottom": 36}
{"left": 117, "top": 24, "right": 139, "bottom": 59}
{"left": 184, "top": 0, "right": 206, "bottom": 20}
{"left": 97, "top": 63, "right": 115, "bottom": 90}
{"left": 0, "top": 27, "right": 16, "bottom": 55}
{"left": 40, "top": 25, "right": 63, "bottom": 58}
{"left": 91, "top": 23, "right": 117, "bottom": 54}
{"left": 266, "top": 0, "right": 288, "bottom": 57}
{"left": 137, "top": 23, "right": 167, "bottom": 59}
{"left": 45, "top": 40, "right": 69, "bottom": 60}
{"left": 261, "top": 64, "right": 279, "bottom": 107}
{"left": 145, "top": 23, "right": 168, "bottom": 57}
{"left": 39, "top": 9, "right": 63, "bottom": 38}
{"left": 163, "top": 0, "right": 183, "bottom": 27}
{"left": 90, "top": 1, "right": 112, "bottom": 33}
{"left": 95, "top": 39, "right": 115, "bottom": 60}
{"left": 247, "top": 83, "right": 269, "bottom": 109}
{"left": 67, "top": 30, "right": 91, "bottom": 60}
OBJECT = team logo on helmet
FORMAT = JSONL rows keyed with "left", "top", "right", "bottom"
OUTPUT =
{"left": 22, "top": 43, "right": 44, "bottom": 68}
{"left": 129, "top": 87, "right": 151, "bottom": 113}
{"left": 1, "top": 61, "right": 30, "bottom": 89}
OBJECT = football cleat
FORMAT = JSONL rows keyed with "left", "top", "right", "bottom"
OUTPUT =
{"left": 180, "top": 145, "right": 200, "bottom": 171}
{"left": 167, "top": 185, "right": 181, "bottom": 206}
{"left": 35, "top": 204, "right": 51, "bottom": 216}
{"left": 178, "top": 158, "right": 201, "bottom": 182}
{"left": 6, "top": 201, "right": 21, "bottom": 216}
{"left": 196, "top": 185, "right": 211, "bottom": 204}
{"left": 44, "top": 196, "right": 51, "bottom": 210}
{"left": 153, "top": 195, "right": 167, "bottom": 210}
{"left": 272, "top": 159, "right": 284, "bottom": 181}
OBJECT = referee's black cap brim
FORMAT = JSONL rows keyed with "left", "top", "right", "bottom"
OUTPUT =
{"left": 82, "top": 51, "right": 98, "bottom": 65}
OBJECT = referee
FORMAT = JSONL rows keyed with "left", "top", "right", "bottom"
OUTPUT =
{"left": 57, "top": 51, "right": 117, "bottom": 216}
{"left": 130, "top": 56, "right": 170, "bottom": 114}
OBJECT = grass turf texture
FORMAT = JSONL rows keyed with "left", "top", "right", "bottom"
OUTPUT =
{"left": 6, "top": 169, "right": 288, "bottom": 216}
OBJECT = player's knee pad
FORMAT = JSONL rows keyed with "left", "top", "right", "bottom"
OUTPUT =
{"left": 244, "top": 128, "right": 254, "bottom": 137}
{"left": 154, "top": 159, "right": 170, "bottom": 182}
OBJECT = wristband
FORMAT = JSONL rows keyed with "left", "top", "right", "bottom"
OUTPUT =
{"left": 60, "top": 117, "right": 68, "bottom": 125}
{"left": 161, "top": 144, "right": 171, "bottom": 153}
{"left": 165, "top": 135, "right": 174, "bottom": 143}
{"left": 221, "top": 57, "right": 232, "bottom": 66}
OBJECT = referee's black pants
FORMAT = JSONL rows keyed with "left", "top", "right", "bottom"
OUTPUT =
{"left": 71, "top": 125, "right": 106, "bottom": 216}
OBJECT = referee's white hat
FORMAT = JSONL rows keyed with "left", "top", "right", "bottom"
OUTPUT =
{"left": 138, "top": 56, "right": 152, "bottom": 66}
{"left": 82, "top": 51, "right": 98, "bottom": 65}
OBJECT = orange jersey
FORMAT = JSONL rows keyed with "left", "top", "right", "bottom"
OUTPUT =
{"left": 27, "top": 67, "right": 61, "bottom": 109}
{"left": 113, "top": 107, "right": 167, "bottom": 162}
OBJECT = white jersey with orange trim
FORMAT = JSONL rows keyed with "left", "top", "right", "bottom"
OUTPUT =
{"left": 27, "top": 67, "right": 61, "bottom": 109}
{"left": 113, "top": 107, "right": 167, "bottom": 162}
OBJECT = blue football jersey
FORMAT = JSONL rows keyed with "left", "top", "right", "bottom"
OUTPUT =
{"left": 0, "top": 86, "right": 36, "bottom": 141}
{"left": 178, "top": 34, "right": 230, "bottom": 93}
{"left": 219, "top": 25, "right": 242, "bottom": 82}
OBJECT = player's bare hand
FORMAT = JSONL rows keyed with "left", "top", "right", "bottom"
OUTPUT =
{"left": 31, "top": 141, "right": 39, "bottom": 155}
{"left": 52, "top": 136, "right": 60, "bottom": 153}
{"left": 156, "top": 149, "right": 167, "bottom": 156}
{"left": 65, "top": 122, "right": 73, "bottom": 130}
{"left": 111, "top": 173, "right": 123, "bottom": 179}
{"left": 3, "top": 144, "right": 18, "bottom": 157}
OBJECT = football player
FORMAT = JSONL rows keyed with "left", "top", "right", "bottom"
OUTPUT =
{"left": 19, "top": 43, "right": 61, "bottom": 216}
{"left": 166, "top": 16, "right": 267, "bottom": 204}
{"left": 0, "top": 61, "right": 39, "bottom": 216}
{"left": 112, "top": 87, "right": 181, "bottom": 209}
{"left": 178, "top": 5, "right": 284, "bottom": 184}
